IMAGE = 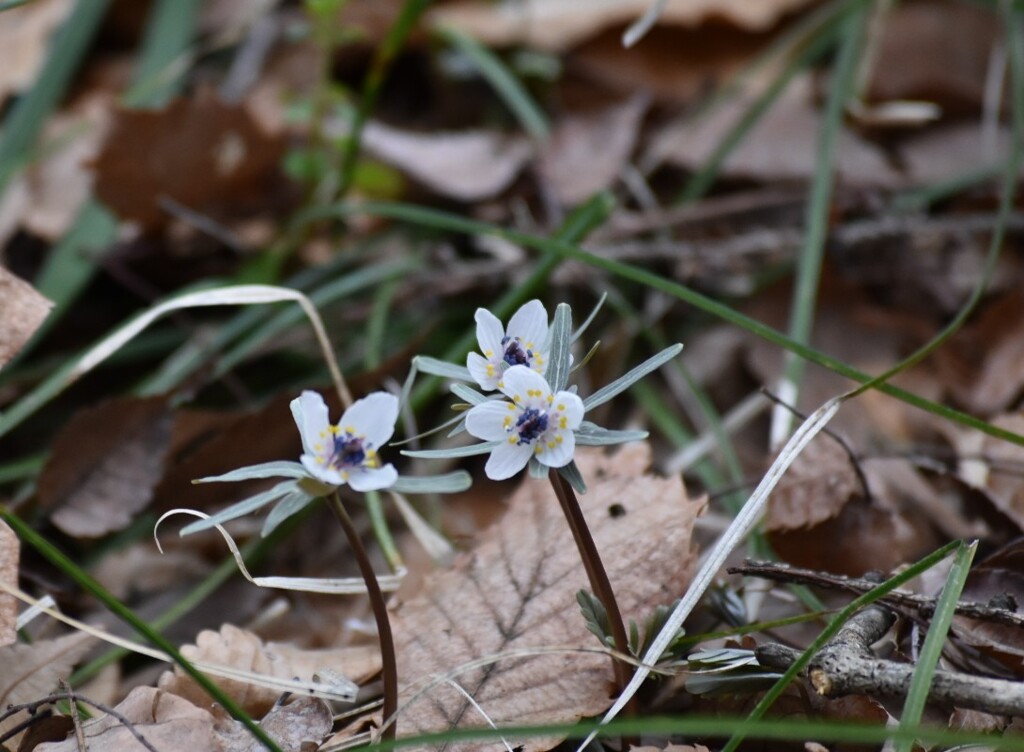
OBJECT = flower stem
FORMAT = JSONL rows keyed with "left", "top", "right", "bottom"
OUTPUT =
{"left": 548, "top": 469, "right": 633, "bottom": 700}
{"left": 328, "top": 493, "right": 398, "bottom": 742}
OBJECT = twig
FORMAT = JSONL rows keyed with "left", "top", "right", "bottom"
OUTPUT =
{"left": 730, "top": 559, "right": 1024, "bottom": 629}
{"left": 757, "top": 605, "right": 1024, "bottom": 716}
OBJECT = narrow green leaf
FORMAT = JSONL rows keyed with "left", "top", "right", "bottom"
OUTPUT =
{"left": 574, "top": 422, "right": 648, "bottom": 447}
{"left": 402, "top": 440, "right": 500, "bottom": 459}
{"left": 390, "top": 471, "right": 473, "bottom": 494}
{"left": 261, "top": 490, "right": 318, "bottom": 537}
{"left": 546, "top": 303, "right": 572, "bottom": 392}
{"left": 414, "top": 355, "right": 472, "bottom": 381}
{"left": 193, "top": 461, "right": 307, "bottom": 484}
{"left": 583, "top": 343, "right": 682, "bottom": 410}
{"left": 179, "top": 481, "right": 300, "bottom": 535}
{"left": 557, "top": 459, "right": 586, "bottom": 493}
{"left": 451, "top": 382, "right": 489, "bottom": 405}
{"left": 572, "top": 292, "right": 606, "bottom": 343}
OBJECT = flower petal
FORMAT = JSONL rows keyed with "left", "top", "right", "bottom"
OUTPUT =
{"left": 301, "top": 454, "right": 343, "bottom": 486}
{"left": 537, "top": 429, "right": 575, "bottom": 468}
{"left": 466, "top": 400, "right": 516, "bottom": 441}
{"left": 348, "top": 464, "right": 399, "bottom": 492}
{"left": 467, "top": 351, "right": 499, "bottom": 391}
{"left": 507, "top": 299, "right": 548, "bottom": 352}
{"left": 499, "top": 364, "right": 551, "bottom": 404}
{"left": 552, "top": 390, "right": 585, "bottom": 430}
{"left": 291, "top": 391, "right": 331, "bottom": 455}
{"left": 484, "top": 440, "right": 532, "bottom": 480}
{"left": 338, "top": 392, "right": 399, "bottom": 448}
{"left": 474, "top": 308, "right": 504, "bottom": 356}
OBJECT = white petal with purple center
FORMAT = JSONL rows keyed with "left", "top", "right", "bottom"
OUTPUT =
{"left": 506, "top": 300, "right": 547, "bottom": 354}
{"left": 348, "top": 464, "right": 399, "bottom": 492}
{"left": 291, "top": 391, "right": 331, "bottom": 456}
{"left": 466, "top": 400, "right": 516, "bottom": 441}
{"left": 339, "top": 392, "right": 399, "bottom": 448}
{"left": 485, "top": 440, "right": 533, "bottom": 480}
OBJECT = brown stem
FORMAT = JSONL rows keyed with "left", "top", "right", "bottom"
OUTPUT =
{"left": 328, "top": 493, "right": 397, "bottom": 742}
{"left": 548, "top": 469, "right": 634, "bottom": 700}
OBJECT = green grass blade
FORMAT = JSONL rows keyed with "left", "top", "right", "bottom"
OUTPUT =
{"left": 1, "top": 510, "right": 284, "bottom": 752}
{"left": 773, "top": 4, "right": 867, "bottom": 443}
{"left": 436, "top": 25, "right": 550, "bottom": 141}
{"left": 124, "top": 0, "right": 201, "bottom": 107}
{"left": 894, "top": 540, "right": 976, "bottom": 752}
{"left": 0, "top": 0, "right": 111, "bottom": 193}
{"left": 719, "top": 539, "right": 961, "bottom": 752}
{"left": 317, "top": 200, "right": 1024, "bottom": 448}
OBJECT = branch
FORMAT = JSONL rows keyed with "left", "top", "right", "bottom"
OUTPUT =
{"left": 730, "top": 559, "right": 1024, "bottom": 629}
{"left": 756, "top": 606, "right": 1024, "bottom": 716}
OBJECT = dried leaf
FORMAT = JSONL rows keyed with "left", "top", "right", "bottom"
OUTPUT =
{"left": 0, "top": 0, "right": 73, "bottom": 103}
{"left": 390, "top": 444, "right": 705, "bottom": 751}
{"left": 92, "top": 90, "right": 286, "bottom": 229}
{"left": 253, "top": 695, "right": 333, "bottom": 752}
{"left": 0, "top": 266, "right": 52, "bottom": 370}
{"left": 764, "top": 435, "right": 859, "bottom": 532}
{"left": 0, "top": 520, "right": 19, "bottom": 647}
{"left": 538, "top": 95, "right": 648, "bottom": 205}
{"left": 158, "top": 623, "right": 382, "bottom": 717}
{"left": 361, "top": 122, "right": 532, "bottom": 201}
{"left": 429, "top": 0, "right": 813, "bottom": 52}
{"left": 0, "top": 632, "right": 93, "bottom": 743}
{"left": 38, "top": 396, "right": 175, "bottom": 538}
{"left": 955, "top": 414, "right": 1024, "bottom": 532}
{"left": 631, "top": 745, "right": 711, "bottom": 752}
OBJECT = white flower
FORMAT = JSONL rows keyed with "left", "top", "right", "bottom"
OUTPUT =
{"left": 465, "top": 365, "right": 584, "bottom": 480}
{"left": 466, "top": 300, "right": 549, "bottom": 391}
{"left": 290, "top": 390, "right": 399, "bottom": 491}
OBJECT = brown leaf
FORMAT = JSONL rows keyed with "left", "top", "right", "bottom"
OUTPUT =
{"left": 255, "top": 695, "right": 333, "bottom": 752}
{"left": 158, "top": 623, "right": 382, "bottom": 717}
{"left": 955, "top": 414, "right": 1024, "bottom": 532}
{"left": 0, "top": 520, "right": 19, "bottom": 647}
{"left": 648, "top": 75, "right": 898, "bottom": 186}
{"left": 390, "top": 444, "right": 705, "bottom": 751}
{"left": 92, "top": 90, "right": 286, "bottom": 229}
{"left": 0, "top": 266, "right": 52, "bottom": 369}
{"left": 38, "top": 395, "right": 175, "bottom": 538}
{"left": 36, "top": 686, "right": 246, "bottom": 752}
{"left": 429, "top": 0, "right": 814, "bottom": 52}
{"left": 765, "top": 435, "right": 860, "bottom": 532}
{"left": 361, "top": 122, "right": 532, "bottom": 201}
{"left": 631, "top": 745, "right": 711, "bottom": 752}
{"left": 538, "top": 95, "right": 648, "bottom": 205}
{"left": 0, "top": 632, "right": 93, "bottom": 745}
{"left": 0, "top": 0, "right": 73, "bottom": 104}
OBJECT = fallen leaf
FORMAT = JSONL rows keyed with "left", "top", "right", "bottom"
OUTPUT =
{"left": 765, "top": 434, "right": 860, "bottom": 532}
{"left": 647, "top": 75, "right": 899, "bottom": 186}
{"left": 361, "top": 122, "right": 532, "bottom": 201}
{"left": 0, "top": 632, "right": 93, "bottom": 744}
{"left": 429, "top": 0, "right": 814, "bottom": 52}
{"left": 0, "top": 0, "right": 73, "bottom": 104}
{"left": 954, "top": 414, "right": 1024, "bottom": 532}
{"left": 390, "top": 443, "right": 705, "bottom": 751}
{"left": 38, "top": 395, "right": 175, "bottom": 538}
{"left": 92, "top": 90, "right": 286, "bottom": 229}
{"left": 0, "top": 266, "right": 52, "bottom": 370}
{"left": 253, "top": 695, "right": 333, "bottom": 752}
{"left": 867, "top": 1, "right": 1000, "bottom": 115}
{"left": 538, "top": 94, "right": 648, "bottom": 205}
{"left": 158, "top": 623, "right": 382, "bottom": 717}
{"left": 36, "top": 686, "right": 250, "bottom": 752}
{"left": 0, "top": 520, "right": 19, "bottom": 647}
{"left": 631, "top": 745, "right": 711, "bottom": 752}
{"left": 899, "top": 123, "right": 1019, "bottom": 186}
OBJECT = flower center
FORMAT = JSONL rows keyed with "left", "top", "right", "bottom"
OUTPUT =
{"left": 501, "top": 336, "right": 534, "bottom": 367}
{"left": 513, "top": 407, "right": 549, "bottom": 445}
{"left": 331, "top": 433, "right": 370, "bottom": 468}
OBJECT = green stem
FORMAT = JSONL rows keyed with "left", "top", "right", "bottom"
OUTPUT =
{"left": 327, "top": 493, "right": 398, "bottom": 741}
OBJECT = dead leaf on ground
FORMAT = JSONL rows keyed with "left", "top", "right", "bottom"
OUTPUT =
{"left": 765, "top": 434, "right": 860, "bottom": 533}
{"left": 360, "top": 122, "right": 532, "bottom": 201}
{"left": 538, "top": 94, "right": 648, "bottom": 205}
{"left": 0, "top": 519, "right": 19, "bottom": 647}
{"left": 867, "top": 1, "right": 999, "bottom": 116}
{"left": 38, "top": 395, "right": 175, "bottom": 538}
{"left": 631, "top": 745, "right": 711, "bottom": 752}
{"left": 899, "top": 123, "right": 1021, "bottom": 186}
{"left": 647, "top": 75, "right": 899, "bottom": 186}
{"left": 0, "top": 266, "right": 52, "bottom": 370}
{"left": 429, "top": 0, "right": 814, "bottom": 52}
{"left": 92, "top": 90, "right": 286, "bottom": 230}
{"left": 158, "top": 623, "right": 382, "bottom": 717}
{"left": 0, "top": 0, "right": 73, "bottom": 104}
{"left": 954, "top": 414, "right": 1024, "bottom": 532}
{"left": 389, "top": 443, "right": 705, "bottom": 752}
{"left": 0, "top": 632, "right": 93, "bottom": 746}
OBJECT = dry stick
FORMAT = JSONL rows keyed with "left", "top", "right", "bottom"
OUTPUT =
{"left": 548, "top": 470, "right": 633, "bottom": 701}
{"left": 328, "top": 493, "right": 397, "bottom": 742}
{"left": 730, "top": 559, "right": 1024, "bottom": 629}
{"left": 757, "top": 605, "right": 1024, "bottom": 716}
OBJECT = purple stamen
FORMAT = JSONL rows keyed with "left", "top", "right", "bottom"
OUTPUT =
{"left": 514, "top": 408, "right": 549, "bottom": 444}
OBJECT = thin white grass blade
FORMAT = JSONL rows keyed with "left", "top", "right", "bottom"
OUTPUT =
{"left": 623, "top": 0, "right": 668, "bottom": 47}
{"left": 72, "top": 285, "right": 351, "bottom": 407}
{"left": 0, "top": 581, "right": 359, "bottom": 702}
{"left": 440, "top": 679, "right": 515, "bottom": 752}
{"left": 578, "top": 396, "right": 843, "bottom": 750}
{"left": 389, "top": 490, "right": 455, "bottom": 564}
{"left": 156, "top": 509, "right": 406, "bottom": 593}
{"left": 16, "top": 594, "right": 56, "bottom": 630}
{"left": 664, "top": 391, "right": 770, "bottom": 474}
